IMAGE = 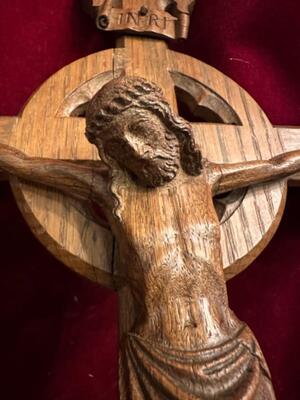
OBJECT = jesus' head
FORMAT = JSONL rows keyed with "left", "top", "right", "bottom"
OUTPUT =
{"left": 85, "top": 76, "right": 202, "bottom": 188}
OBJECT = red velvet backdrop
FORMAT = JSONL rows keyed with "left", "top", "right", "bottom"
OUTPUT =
{"left": 0, "top": 1, "right": 300, "bottom": 399}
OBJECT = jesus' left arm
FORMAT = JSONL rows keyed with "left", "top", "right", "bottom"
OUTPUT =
{"left": 207, "top": 150, "right": 300, "bottom": 195}
{"left": 0, "top": 144, "right": 111, "bottom": 206}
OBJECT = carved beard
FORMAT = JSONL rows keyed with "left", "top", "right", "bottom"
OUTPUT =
{"left": 138, "top": 153, "right": 179, "bottom": 187}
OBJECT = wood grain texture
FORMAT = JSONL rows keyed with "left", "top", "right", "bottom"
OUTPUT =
{"left": 4, "top": 39, "right": 299, "bottom": 399}
{"left": 2, "top": 54, "right": 300, "bottom": 399}
{"left": 168, "top": 51, "right": 286, "bottom": 281}
{"left": 0, "top": 117, "right": 18, "bottom": 180}
{"left": 84, "top": 73, "right": 282, "bottom": 399}
{"left": 6, "top": 44, "right": 290, "bottom": 288}
{"left": 107, "top": 42, "right": 282, "bottom": 398}
{"left": 9, "top": 50, "right": 116, "bottom": 286}
{"left": 277, "top": 126, "right": 300, "bottom": 183}
{"left": 6, "top": 73, "right": 299, "bottom": 398}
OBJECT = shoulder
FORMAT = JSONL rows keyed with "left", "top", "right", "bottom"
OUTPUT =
{"left": 202, "top": 158, "right": 222, "bottom": 193}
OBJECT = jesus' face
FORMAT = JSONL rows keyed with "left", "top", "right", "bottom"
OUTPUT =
{"left": 94, "top": 108, "right": 180, "bottom": 188}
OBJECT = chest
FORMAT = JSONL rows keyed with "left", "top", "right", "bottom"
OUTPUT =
{"left": 115, "top": 178, "right": 220, "bottom": 258}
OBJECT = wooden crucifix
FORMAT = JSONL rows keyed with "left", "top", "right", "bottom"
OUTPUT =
{"left": 0, "top": 1, "right": 300, "bottom": 398}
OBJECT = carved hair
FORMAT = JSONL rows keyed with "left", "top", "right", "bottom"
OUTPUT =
{"left": 86, "top": 76, "right": 202, "bottom": 176}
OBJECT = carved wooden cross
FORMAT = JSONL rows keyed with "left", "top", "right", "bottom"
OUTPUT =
{"left": 0, "top": 1, "right": 300, "bottom": 398}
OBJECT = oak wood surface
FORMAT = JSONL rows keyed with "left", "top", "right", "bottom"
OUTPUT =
{"left": 0, "top": 1, "right": 298, "bottom": 398}
{"left": 1, "top": 28, "right": 300, "bottom": 398}
{"left": 5, "top": 69, "right": 300, "bottom": 398}
{"left": 2, "top": 33, "right": 300, "bottom": 400}
{"left": 9, "top": 51, "right": 115, "bottom": 286}
{"left": 109, "top": 40, "right": 279, "bottom": 398}
{"left": 6, "top": 44, "right": 296, "bottom": 292}
{"left": 0, "top": 117, "right": 18, "bottom": 180}
{"left": 277, "top": 126, "right": 300, "bottom": 183}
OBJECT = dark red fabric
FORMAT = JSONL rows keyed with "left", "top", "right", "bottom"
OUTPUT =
{"left": 0, "top": 1, "right": 299, "bottom": 399}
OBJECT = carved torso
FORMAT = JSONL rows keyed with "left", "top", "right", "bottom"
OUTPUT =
{"left": 107, "top": 171, "right": 273, "bottom": 399}
{"left": 105, "top": 172, "right": 241, "bottom": 349}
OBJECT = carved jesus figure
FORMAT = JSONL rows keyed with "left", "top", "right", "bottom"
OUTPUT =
{"left": 1, "top": 77, "right": 300, "bottom": 399}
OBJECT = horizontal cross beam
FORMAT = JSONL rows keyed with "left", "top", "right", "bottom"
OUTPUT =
{"left": 1, "top": 116, "right": 300, "bottom": 184}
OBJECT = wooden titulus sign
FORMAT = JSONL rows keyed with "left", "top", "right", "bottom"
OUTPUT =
{"left": 0, "top": 1, "right": 300, "bottom": 399}
{"left": 84, "top": 0, "right": 194, "bottom": 39}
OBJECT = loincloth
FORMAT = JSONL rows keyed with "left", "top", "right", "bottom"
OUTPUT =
{"left": 120, "top": 325, "right": 276, "bottom": 399}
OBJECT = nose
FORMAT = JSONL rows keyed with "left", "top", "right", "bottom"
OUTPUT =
{"left": 124, "top": 131, "right": 153, "bottom": 158}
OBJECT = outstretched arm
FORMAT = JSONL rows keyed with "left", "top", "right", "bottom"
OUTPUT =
{"left": 209, "top": 149, "right": 300, "bottom": 195}
{"left": 0, "top": 144, "right": 111, "bottom": 205}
